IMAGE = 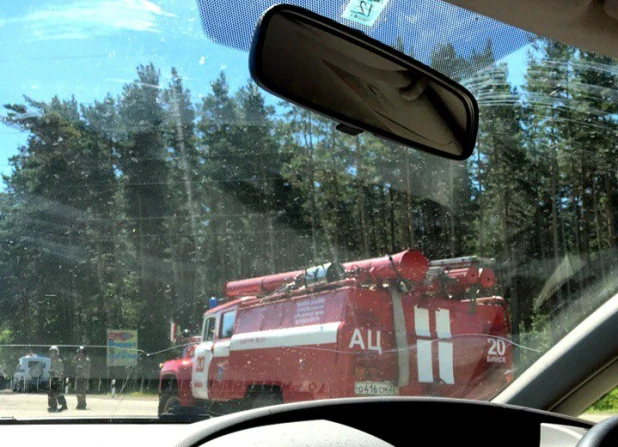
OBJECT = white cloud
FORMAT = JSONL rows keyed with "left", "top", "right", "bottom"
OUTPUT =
{"left": 3, "top": 0, "right": 175, "bottom": 41}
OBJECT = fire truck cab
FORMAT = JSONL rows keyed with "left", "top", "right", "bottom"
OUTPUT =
{"left": 158, "top": 250, "right": 512, "bottom": 416}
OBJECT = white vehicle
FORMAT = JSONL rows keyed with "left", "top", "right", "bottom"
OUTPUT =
{"left": 12, "top": 355, "right": 50, "bottom": 393}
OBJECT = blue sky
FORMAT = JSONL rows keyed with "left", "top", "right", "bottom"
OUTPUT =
{"left": 0, "top": 0, "right": 530, "bottom": 178}
{"left": 0, "top": 0, "right": 252, "bottom": 177}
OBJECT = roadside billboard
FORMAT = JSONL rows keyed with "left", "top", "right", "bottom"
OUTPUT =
{"left": 106, "top": 329, "right": 138, "bottom": 367}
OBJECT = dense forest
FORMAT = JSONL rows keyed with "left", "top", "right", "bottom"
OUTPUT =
{"left": 0, "top": 38, "right": 617, "bottom": 375}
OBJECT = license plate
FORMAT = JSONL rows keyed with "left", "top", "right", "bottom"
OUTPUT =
{"left": 354, "top": 381, "right": 398, "bottom": 396}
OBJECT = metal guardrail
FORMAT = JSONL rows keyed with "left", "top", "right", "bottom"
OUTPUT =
{"left": 3, "top": 376, "right": 159, "bottom": 395}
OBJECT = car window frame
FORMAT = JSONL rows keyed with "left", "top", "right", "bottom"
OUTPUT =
{"left": 219, "top": 309, "right": 237, "bottom": 340}
{"left": 202, "top": 316, "right": 216, "bottom": 342}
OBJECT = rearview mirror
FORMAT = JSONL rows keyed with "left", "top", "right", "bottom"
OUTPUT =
{"left": 249, "top": 5, "right": 478, "bottom": 160}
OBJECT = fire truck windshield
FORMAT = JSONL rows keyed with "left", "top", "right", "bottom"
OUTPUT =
{"left": 0, "top": 0, "right": 617, "bottom": 424}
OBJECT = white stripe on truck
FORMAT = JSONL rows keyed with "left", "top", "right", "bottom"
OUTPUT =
{"left": 414, "top": 306, "right": 431, "bottom": 337}
{"left": 417, "top": 339, "right": 434, "bottom": 383}
{"left": 414, "top": 307, "right": 455, "bottom": 385}
{"left": 229, "top": 322, "right": 340, "bottom": 351}
{"left": 438, "top": 341, "right": 454, "bottom": 384}
{"left": 435, "top": 309, "right": 451, "bottom": 339}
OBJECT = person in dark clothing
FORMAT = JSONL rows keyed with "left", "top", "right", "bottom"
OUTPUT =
{"left": 48, "top": 346, "right": 68, "bottom": 413}
{"left": 73, "top": 346, "right": 91, "bottom": 410}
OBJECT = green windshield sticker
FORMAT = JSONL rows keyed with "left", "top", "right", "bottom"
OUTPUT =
{"left": 342, "top": 0, "right": 390, "bottom": 27}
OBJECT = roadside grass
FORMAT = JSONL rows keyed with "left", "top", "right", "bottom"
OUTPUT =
{"left": 586, "top": 388, "right": 618, "bottom": 414}
{"left": 95, "top": 390, "right": 158, "bottom": 399}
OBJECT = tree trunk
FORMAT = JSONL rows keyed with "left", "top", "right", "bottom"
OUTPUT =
{"left": 208, "top": 194, "right": 222, "bottom": 297}
{"left": 604, "top": 174, "right": 615, "bottom": 249}
{"left": 303, "top": 115, "right": 319, "bottom": 261}
{"left": 592, "top": 180, "right": 605, "bottom": 281}
{"left": 170, "top": 92, "right": 204, "bottom": 312}
{"left": 502, "top": 187, "right": 520, "bottom": 368}
{"left": 477, "top": 147, "right": 484, "bottom": 255}
{"left": 389, "top": 185, "right": 396, "bottom": 252}
{"left": 355, "top": 136, "right": 369, "bottom": 256}
{"left": 449, "top": 162, "right": 456, "bottom": 256}
{"left": 168, "top": 217, "right": 182, "bottom": 321}
{"left": 550, "top": 145, "right": 562, "bottom": 305}
{"left": 95, "top": 238, "right": 109, "bottom": 340}
{"left": 369, "top": 189, "right": 378, "bottom": 253}
{"left": 328, "top": 123, "right": 342, "bottom": 261}
{"left": 381, "top": 186, "right": 389, "bottom": 253}
{"left": 404, "top": 152, "right": 415, "bottom": 247}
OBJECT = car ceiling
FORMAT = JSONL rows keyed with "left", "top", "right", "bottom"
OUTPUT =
{"left": 445, "top": 0, "right": 618, "bottom": 60}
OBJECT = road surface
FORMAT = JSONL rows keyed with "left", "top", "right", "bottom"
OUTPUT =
{"left": 1, "top": 390, "right": 615, "bottom": 422}
{"left": 0, "top": 390, "right": 158, "bottom": 418}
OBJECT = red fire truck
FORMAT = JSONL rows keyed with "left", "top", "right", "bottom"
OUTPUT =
{"left": 158, "top": 249, "right": 512, "bottom": 416}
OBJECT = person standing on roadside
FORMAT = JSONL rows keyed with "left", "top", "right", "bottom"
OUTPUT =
{"left": 48, "top": 346, "right": 68, "bottom": 413}
{"left": 73, "top": 346, "right": 91, "bottom": 410}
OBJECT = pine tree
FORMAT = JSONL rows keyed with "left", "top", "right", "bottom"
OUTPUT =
{"left": 1, "top": 95, "right": 121, "bottom": 344}
{"left": 236, "top": 80, "right": 279, "bottom": 273}
{"left": 162, "top": 68, "right": 205, "bottom": 328}
{"left": 117, "top": 63, "right": 170, "bottom": 352}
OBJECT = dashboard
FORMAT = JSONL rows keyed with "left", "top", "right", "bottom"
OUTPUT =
{"left": 0, "top": 398, "right": 595, "bottom": 446}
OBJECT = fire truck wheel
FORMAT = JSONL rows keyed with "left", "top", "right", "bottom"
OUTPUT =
{"left": 250, "top": 388, "right": 283, "bottom": 409}
{"left": 158, "top": 389, "right": 181, "bottom": 416}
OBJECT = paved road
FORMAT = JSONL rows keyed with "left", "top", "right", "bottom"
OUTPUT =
{"left": 0, "top": 390, "right": 158, "bottom": 418}
{"left": 1, "top": 390, "right": 615, "bottom": 423}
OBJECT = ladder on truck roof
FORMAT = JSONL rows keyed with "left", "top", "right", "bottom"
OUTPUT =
{"left": 428, "top": 256, "right": 495, "bottom": 268}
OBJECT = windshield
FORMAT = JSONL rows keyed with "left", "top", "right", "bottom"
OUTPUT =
{"left": 0, "top": 0, "right": 617, "bottom": 420}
